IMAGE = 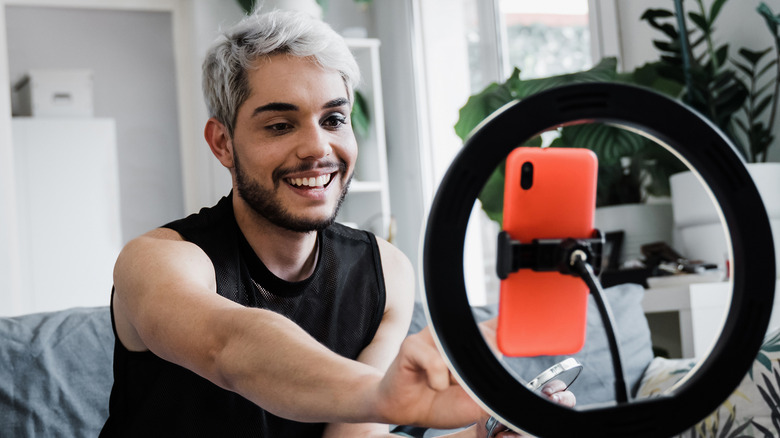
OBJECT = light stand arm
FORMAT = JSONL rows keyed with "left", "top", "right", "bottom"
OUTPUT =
{"left": 570, "top": 252, "right": 629, "bottom": 404}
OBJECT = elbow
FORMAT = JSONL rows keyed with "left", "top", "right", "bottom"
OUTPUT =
{"left": 207, "top": 329, "right": 248, "bottom": 395}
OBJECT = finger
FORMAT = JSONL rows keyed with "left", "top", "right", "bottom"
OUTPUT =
{"left": 493, "top": 424, "right": 526, "bottom": 438}
{"left": 540, "top": 380, "right": 576, "bottom": 407}
{"left": 478, "top": 317, "right": 499, "bottom": 353}
{"left": 540, "top": 379, "right": 566, "bottom": 396}
{"left": 550, "top": 390, "right": 576, "bottom": 407}
{"left": 403, "top": 332, "right": 451, "bottom": 391}
{"left": 480, "top": 316, "right": 498, "bottom": 331}
{"left": 416, "top": 325, "right": 435, "bottom": 343}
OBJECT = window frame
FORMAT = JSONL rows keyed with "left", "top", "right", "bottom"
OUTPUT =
{"left": 414, "top": 0, "right": 621, "bottom": 304}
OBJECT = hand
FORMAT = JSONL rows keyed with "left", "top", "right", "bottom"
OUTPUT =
{"left": 479, "top": 379, "right": 576, "bottom": 438}
{"left": 539, "top": 379, "right": 576, "bottom": 407}
{"left": 477, "top": 317, "right": 499, "bottom": 353}
{"left": 374, "top": 326, "right": 483, "bottom": 429}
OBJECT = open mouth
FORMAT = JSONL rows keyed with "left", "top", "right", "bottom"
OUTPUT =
{"left": 285, "top": 172, "right": 335, "bottom": 189}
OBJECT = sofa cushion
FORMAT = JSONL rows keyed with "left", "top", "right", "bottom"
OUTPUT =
{"left": 636, "top": 327, "right": 780, "bottom": 437}
{"left": 0, "top": 306, "right": 113, "bottom": 437}
{"left": 410, "top": 282, "right": 654, "bottom": 407}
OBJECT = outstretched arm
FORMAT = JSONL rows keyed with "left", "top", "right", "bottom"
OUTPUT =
{"left": 113, "top": 228, "right": 386, "bottom": 422}
{"left": 113, "top": 229, "right": 483, "bottom": 428}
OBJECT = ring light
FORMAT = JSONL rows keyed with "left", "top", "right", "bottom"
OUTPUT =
{"left": 422, "top": 82, "right": 776, "bottom": 437}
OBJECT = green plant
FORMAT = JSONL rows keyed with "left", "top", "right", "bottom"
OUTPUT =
{"left": 642, "top": 0, "right": 780, "bottom": 162}
{"left": 458, "top": 1, "right": 780, "bottom": 224}
{"left": 455, "top": 57, "right": 687, "bottom": 223}
{"left": 236, "top": 0, "right": 255, "bottom": 14}
{"left": 350, "top": 88, "right": 370, "bottom": 139}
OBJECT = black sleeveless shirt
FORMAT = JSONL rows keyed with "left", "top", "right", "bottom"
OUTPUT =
{"left": 101, "top": 195, "right": 386, "bottom": 437}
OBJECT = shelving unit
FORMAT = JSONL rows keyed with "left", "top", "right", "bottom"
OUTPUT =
{"left": 643, "top": 277, "right": 780, "bottom": 359}
{"left": 337, "top": 38, "right": 392, "bottom": 240}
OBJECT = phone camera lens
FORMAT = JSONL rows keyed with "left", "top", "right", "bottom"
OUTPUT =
{"left": 520, "top": 161, "right": 533, "bottom": 190}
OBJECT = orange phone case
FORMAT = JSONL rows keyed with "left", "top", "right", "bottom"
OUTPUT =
{"left": 497, "top": 147, "right": 598, "bottom": 357}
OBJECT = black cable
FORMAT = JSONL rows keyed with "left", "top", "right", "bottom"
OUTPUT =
{"left": 570, "top": 251, "right": 629, "bottom": 404}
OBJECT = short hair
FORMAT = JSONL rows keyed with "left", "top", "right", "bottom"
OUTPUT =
{"left": 202, "top": 9, "right": 360, "bottom": 138}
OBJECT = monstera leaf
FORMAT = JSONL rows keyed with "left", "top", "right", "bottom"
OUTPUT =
{"left": 455, "top": 57, "right": 687, "bottom": 219}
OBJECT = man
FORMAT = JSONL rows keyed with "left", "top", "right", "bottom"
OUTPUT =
{"left": 101, "top": 8, "right": 573, "bottom": 437}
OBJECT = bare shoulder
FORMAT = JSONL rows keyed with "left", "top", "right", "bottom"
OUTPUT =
{"left": 374, "top": 237, "right": 414, "bottom": 318}
{"left": 374, "top": 237, "right": 414, "bottom": 281}
{"left": 113, "top": 227, "right": 217, "bottom": 352}
{"left": 119, "top": 227, "right": 188, "bottom": 254}
{"left": 115, "top": 227, "right": 213, "bottom": 277}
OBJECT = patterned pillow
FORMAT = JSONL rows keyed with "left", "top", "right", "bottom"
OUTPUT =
{"left": 636, "top": 327, "right": 780, "bottom": 437}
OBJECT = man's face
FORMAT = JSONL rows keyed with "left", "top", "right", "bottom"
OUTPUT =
{"left": 230, "top": 54, "right": 357, "bottom": 233}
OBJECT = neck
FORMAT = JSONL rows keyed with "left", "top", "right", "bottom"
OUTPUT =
{"left": 232, "top": 195, "right": 319, "bottom": 282}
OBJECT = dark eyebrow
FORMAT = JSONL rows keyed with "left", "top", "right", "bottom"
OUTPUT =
{"left": 251, "top": 102, "right": 298, "bottom": 117}
{"left": 250, "top": 98, "right": 349, "bottom": 118}
{"left": 324, "top": 98, "right": 350, "bottom": 109}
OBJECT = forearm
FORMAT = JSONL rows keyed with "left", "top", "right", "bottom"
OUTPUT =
{"left": 207, "top": 306, "right": 387, "bottom": 424}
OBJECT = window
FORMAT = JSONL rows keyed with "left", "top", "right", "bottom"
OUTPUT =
{"left": 416, "top": 0, "right": 617, "bottom": 304}
{"left": 466, "top": 0, "right": 594, "bottom": 91}
{"left": 500, "top": 0, "right": 592, "bottom": 79}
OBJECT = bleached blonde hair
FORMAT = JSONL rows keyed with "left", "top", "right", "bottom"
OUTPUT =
{"left": 201, "top": 8, "right": 360, "bottom": 138}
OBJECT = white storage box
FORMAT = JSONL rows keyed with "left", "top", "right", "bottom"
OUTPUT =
{"left": 14, "top": 70, "right": 94, "bottom": 117}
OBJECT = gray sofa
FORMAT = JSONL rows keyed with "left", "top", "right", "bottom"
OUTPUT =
{"left": 0, "top": 306, "right": 113, "bottom": 436}
{"left": 3, "top": 282, "right": 774, "bottom": 436}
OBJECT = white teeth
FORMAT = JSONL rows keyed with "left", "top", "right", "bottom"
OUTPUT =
{"left": 288, "top": 173, "right": 332, "bottom": 188}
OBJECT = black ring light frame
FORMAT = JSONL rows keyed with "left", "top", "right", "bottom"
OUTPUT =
{"left": 422, "top": 82, "right": 776, "bottom": 437}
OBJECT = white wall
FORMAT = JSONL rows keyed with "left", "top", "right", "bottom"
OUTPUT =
{"left": 0, "top": 1, "right": 209, "bottom": 313}
{"left": 370, "top": 0, "right": 429, "bottom": 297}
{"left": 6, "top": 6, "right": 185, "bottom": 242}
{"left": 184, "top": 0, "right": 244, "bottom": 210}
{"left": 0, "top": 4, "right": 20, "bottom": 313}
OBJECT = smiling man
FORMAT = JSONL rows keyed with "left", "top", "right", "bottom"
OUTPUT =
{"left": 100, "top": 8, "right": 571, "bottom": 438}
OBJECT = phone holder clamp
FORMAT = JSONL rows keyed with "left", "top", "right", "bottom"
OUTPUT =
{"left": 496, "top": 229, "right": 604, "bottom": 280}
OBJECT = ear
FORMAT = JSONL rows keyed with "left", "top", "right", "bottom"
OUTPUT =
{"left": 204, "top": 117, "right": 234, "bottom": 169}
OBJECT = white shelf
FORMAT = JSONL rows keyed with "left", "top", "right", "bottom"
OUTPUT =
{"left": 642, "top": 278, "right": 780, "bottom": 359}
{"left": 337, "top": 38, "right": 392, "bottom": 240}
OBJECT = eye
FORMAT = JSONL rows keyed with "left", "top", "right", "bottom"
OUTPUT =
{"left": 322, "top": 113, "right": 348, "bottom": 129}
{"left": 265, "top": 122, "right": 293, "bottom": 134}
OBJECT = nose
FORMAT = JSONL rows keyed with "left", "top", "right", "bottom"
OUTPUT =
{"left": 296, "top": 122, "right": 332, "bottom": 160}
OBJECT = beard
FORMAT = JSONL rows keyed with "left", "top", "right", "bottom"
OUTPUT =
{"left": 234, "top": 152, "right": 351, "bottom": 233}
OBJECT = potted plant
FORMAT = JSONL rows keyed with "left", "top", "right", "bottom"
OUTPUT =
{"left": 642, "top": 0, "right": 780, "bottom": 272}
{"left": 455, "top": 57, "right": 687, "bottom": 267}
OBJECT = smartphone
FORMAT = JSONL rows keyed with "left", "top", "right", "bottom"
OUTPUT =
{"left": 526, "top": 357, "right": 583, "bottom": 393}
{"left": 497, "top": 147, "right": 598, "bottom": 357}
{"left": 485, "top": 358, "right": 582, "bottom": 436}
